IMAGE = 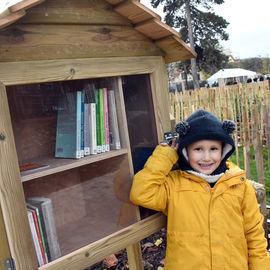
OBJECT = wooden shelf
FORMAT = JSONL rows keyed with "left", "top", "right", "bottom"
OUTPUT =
{"left": 21, "top": 149, "right": 128, "bottom": 182}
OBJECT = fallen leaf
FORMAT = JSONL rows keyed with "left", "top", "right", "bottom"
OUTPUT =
{"left": 154, "top": 238, "right": 163, "bottom": 247}
{"left": 103, "top": 254, "right": 118, "bottom": 268}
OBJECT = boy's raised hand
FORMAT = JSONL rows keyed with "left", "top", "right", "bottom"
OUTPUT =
{"left": 160, "top": 138, "right": 179, "bottom": 151}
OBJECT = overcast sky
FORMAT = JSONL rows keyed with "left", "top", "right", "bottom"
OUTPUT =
{"left": 1, "top": 0, "right": 269, "bottom": 59}
{"left": 141, "top": 0, "right": 270, "bottom": 59}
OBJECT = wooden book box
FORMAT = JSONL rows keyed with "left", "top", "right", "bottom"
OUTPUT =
{"left": 0, "top": 0, "right": 196, "bottom": 269}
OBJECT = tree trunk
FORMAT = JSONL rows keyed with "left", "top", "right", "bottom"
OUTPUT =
{"left": 184, "top": 0, "right": 200, "bottom": 89}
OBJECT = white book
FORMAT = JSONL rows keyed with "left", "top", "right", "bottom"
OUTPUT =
{"left": 89, "top": 103, "right": 97, "bottom": 155}
{"left": 27, "top": 210, "right": 44, "bottom": 266}
{"left": 108, "top": 90, "right": 121, "bottom": 150}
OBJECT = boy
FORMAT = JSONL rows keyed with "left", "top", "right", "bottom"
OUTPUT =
{"left": 130, "top": 110, "right": 270, "bottom": 269}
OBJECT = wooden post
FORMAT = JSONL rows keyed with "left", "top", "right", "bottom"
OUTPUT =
{"left": 242, "top": 105, "right": 251, "bottom": 178}
{"left": 0, "top": 206, "right": 11, "bottom": 270}
{"left": 126, "top": 243, "right": 144, "bottom": 270}
{"left": 262, "top": 103, "right": 270, "bottom": 179}
{"left": 251, "top": 104, "right": 267, "bottom": 218}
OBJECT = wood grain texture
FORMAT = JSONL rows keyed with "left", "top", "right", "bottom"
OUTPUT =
{"left": 0, "top": 83, "right": 37, "bottom": 270}
{"left": 0, "top": 56, "right": 163, "bottom": 85}
{"left": 20, "top": 0, "right": 130, "bottom": 25}
{"left": 0, "top": 24, "right": 163, "bottom": 62}
{"left": 114, "top": 0, "right": 161, "bottom": 24}
{"left": 0, "top": 205, "right": 11, "bottom": 270}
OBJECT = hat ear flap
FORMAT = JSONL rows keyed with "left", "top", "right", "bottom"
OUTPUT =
{"left": 222, "top": 120, "right": 236, "bottom": 135}
{"left": 175, "top": 121, "right": 190, "bottom": 137}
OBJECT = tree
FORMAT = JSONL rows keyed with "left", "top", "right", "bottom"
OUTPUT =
{"left": 151, "top": 0, "right": 229, "bottom": 89}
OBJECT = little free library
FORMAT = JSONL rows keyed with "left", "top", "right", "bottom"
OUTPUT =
{"left": 0, "top": 0, "right": 195, "bottom": 269}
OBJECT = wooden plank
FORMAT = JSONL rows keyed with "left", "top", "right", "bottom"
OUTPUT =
{"left": 38, "top": 213, "right": 166, "bottom": 270}
{"left": 155, "top": 35, "right": 196, "bottom": 63}
{"left": 0, "top": 10, "right": 25, "bottom": 30}
{"left": 10, "top": 0, "right": 45, "bottom": 12}
{"left": 114, "top": 0, "right": 161, "bottom": 24}
{"left": 0, "top": 83, "right": 37, "bottom": 270}
{"left": 0, "top": 24, "right": 163, "bottom": 62}
{"left": 20, "top": 0, "right": 131, "bottom": 25}
{"left": 126, "top": 243, "right": 143, "bottom": 270}
{"left": 0, "top": 205, "right": 11, "bottom": 270}
{"left": 135, "top": 18, "right": 180, "bottom": 40}
{"left": 0, "top": 56, "right": 163, "bottom": 86}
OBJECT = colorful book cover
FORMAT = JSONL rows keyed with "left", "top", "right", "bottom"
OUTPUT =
{"left": 108, "top": 90, "right": 121, "bottom": 150}
{"left": 95, "top": 89, "right": 102, "bottom": 153}
{"left": 98, "top": 88, "right": 106, "bottom": 153}
{"left": 27, "top": 204, "right": 48, "bottom": 264}
{"left": 27, "top": 197, "right": 61, "bottom": 261}
{"left": 27, "top": 210, "right": 45, "bottom": 266}
{"left": 27, "top": 199, "right": 51, "bottom": 262}
{"left": 103, "top": 88, "right": 110, "bottom": 152}
{"left": 20, "top": 163, "right": 49, "bottom": 175}
{"left": 55, "top": 91, "right": 81, "bottom": 159}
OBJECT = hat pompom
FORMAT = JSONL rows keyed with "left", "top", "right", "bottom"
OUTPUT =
{"left": 222, "top": 120, "right": 236, "bottom": 135}
{"left": 175, "top": 121, "right": 190, "bottom": 137}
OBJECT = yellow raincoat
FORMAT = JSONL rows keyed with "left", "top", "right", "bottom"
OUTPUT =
{"left": 130, "top": 146, "right": 270, "bottom": 270}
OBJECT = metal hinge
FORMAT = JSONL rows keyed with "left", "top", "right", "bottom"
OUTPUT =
{"left": 5, "top": 258, "right": 16, "bottom": 270}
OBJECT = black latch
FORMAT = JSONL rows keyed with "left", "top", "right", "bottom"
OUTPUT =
{"left": 5, "top": 258, "right": 16, "bottom": 270}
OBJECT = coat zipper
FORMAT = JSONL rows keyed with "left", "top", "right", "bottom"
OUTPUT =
{"left": 209, "top": 187, "right": 213, "bottom": 269}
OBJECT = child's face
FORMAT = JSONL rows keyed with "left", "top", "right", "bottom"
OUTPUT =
{"left": 187, "top": 140, "right": 222, "bottom": 175}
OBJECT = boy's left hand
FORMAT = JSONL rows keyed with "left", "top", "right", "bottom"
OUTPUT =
{"left": 160, "top": 138, "right": 179, "bottom": 151}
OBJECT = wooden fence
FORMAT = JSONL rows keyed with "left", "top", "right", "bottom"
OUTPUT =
{"left": 170, "top": 80, "right": 270, "bottom": 218}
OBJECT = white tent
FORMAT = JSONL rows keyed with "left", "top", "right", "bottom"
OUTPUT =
{"left": 207, "top": 68, "right": 257, "bottom": 83}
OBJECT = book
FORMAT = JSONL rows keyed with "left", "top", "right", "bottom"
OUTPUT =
{"left": 55, "top": 91, "right": 82, "bottom": 159}
{"left": 80, "top": 90, "right": 85, "bottom": 158}
{"left": 103, "top": 88, "right": 110, "bottom": 152}
{"left": 108, "top": 90, "right": 121, "bottom": 150}
{"left": 27, "top": 197, "right": 61, "bottom": 261}
{"left": 27, "top": 203, "right": 49, "bottom": 264}
{"left": 28, "top": 207, "right": 47, "bottom": 264}
{"left": 98, "top": 88, "right": 106, "bottom": 153}
{"left": 27, "top": 210, "right": 45, "bottom": 266}
{"left": 89, "top": 102, "right": 97, "bottom": 155}
{"left": 84, "top": 88, "right": 91, "bottom": 156}
{"left": 20, "top": 163, "right": 49, "bottom": 175}
{"left": 95, "top": 89, "right": 102, "bottom": 153}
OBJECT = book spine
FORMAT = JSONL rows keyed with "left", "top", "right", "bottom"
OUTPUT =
{"left": 27, "top": 210, "right": 44, "bottom": 266}
{"left": 99, "top": 88, "right": 106, "bottom": 153}
{"left": 80, "top": 91, "right": 85, "bottom": 158}
{"left": 31, "top": 209, "right": 46, "bottom": 264}
{"left": 95, "top": 89, "right": 102, "bottom": 153}
{"left": 28, "top": 204, "right": 49, "bottom": 263}
{"left": 89, "top": 103, "right": 97, "bottom": 155}
{"left": 76, "top": 91, "right": 82, "bottom": 158}
{"left": 108, "top": 90, "right": 121, "bottom": 150}
{"left": 103, "top": 88, "right": 110, "bottom": 152}
{"left": 84, "top": 102, "right": 90, "bottom": 155}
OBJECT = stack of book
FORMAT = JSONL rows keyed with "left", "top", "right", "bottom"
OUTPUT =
{"left": 55, "top": 86, "right": 121, "bottom": 159}
{"left": 26, "top": 197, "right": 61, "bottom": 266}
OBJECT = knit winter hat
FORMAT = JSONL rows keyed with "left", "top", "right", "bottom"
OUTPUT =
{"left": 175, "top": 109, "right": 236, "bottom": 175}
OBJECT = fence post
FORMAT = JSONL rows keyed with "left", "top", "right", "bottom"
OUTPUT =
{"left": 251, "top": 104, "right": 267, "bottom": 217}
{"left": 242, "top": 105, "right": 251, "bottom": 178}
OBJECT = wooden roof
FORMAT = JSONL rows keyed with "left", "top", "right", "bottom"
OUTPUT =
{"left": 0, "top": 0, "right": 196, "bottom": 63}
